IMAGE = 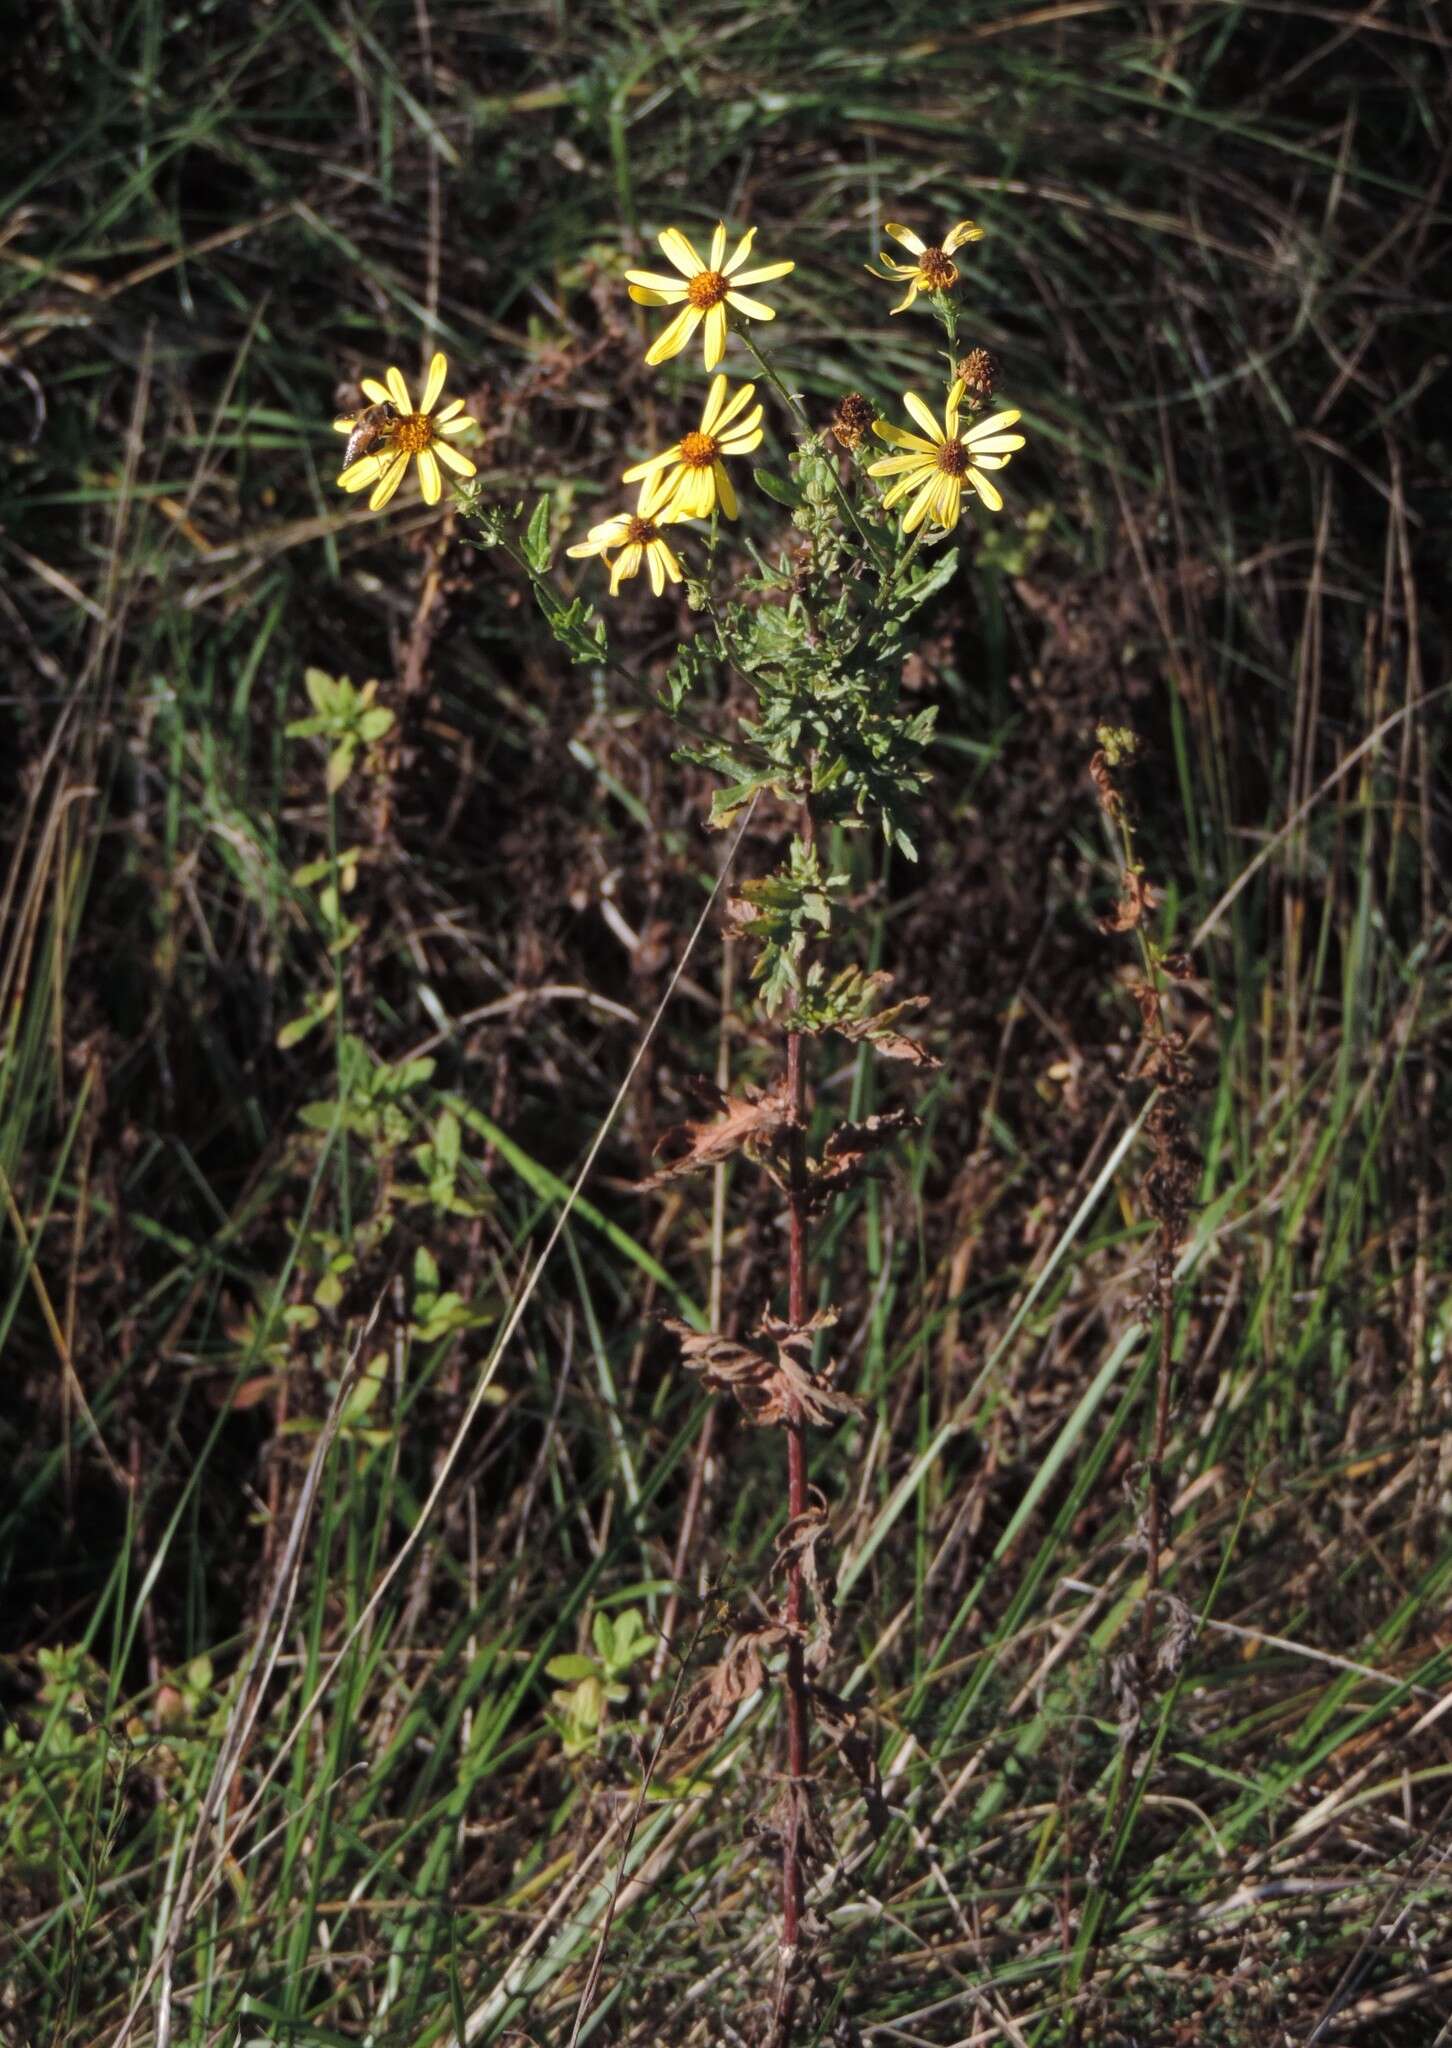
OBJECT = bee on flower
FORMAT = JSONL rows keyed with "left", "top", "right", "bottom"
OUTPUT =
{"left": 621, "top": 373, "right": 764, "bottom": 521}
{"left": 867, "top": 378, "right": 1025, "bottom": 531}
{"left": 626, "top": 223, "right": 794, "bottom": 372}
{"left": 867, "top": 219, "right": 984, "bottom": 316}
{"left": 335, "top": 352, "right": 477, "bottom": 510}
{"left": 566, "top": 471, "right": 685, "bottom": 597}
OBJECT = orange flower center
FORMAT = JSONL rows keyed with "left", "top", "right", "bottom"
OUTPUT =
{"left": 919, "top": 248, "right": 958, "bottom": 292}
{"left": 679, "top": 430, "right": 720, "bottom": 470}
{"left": 394, "top": 415, "right": 435, "bottom": 453}
{"left": 934, "top": 439, "right": 968, "bottom": 476}
{"left": 686, "top": 269, "right": 730, "bottom": 309}
{"left": 624, "top": 516, "right": 660, "bottom": 544}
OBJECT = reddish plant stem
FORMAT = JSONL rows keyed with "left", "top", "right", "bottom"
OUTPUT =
{"left": 776, "top": 808, "right": 815, "bottom": 2045}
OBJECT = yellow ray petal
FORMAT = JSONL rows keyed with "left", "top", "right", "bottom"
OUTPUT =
{"left": 729, "top": 261, "right": 794, "bottom": 286}
{"left": 337, "top": 455, "right": 383, "bottom": 491}
{"left": 625, "top": 269, "right": 689, "bottom": 293}
{"left": 969, "top": 466, "right": 1004, "bottom": 512}
{"left": 872, "top": 420, "right": 936, "bottom": 452}
{"left": 361, "top": 377, "right": 392, "bottom": 405}
{"left": 609, "top": 544, "right": 643, "bottom": 594}
{"left": 435, "top": 440, "right": 476, "bottom": 477}
{"left": 584, "top": 516, "right": 633, "bottom": 546}
{"left": 880, "top": 471, "right": 921, "bottom": 510}
{"left": 721, "top": 423, "right": 763, "bottom": 457}
{"left": 645, "top": 303, "right": 703, "bottom": 365}
{"left": 703, "top": 303, "right": 727, "bottom": 369}
{"left": 709, "top": 221, "right": 727, "bottom": 270}
{"left": 901, "top": 472, "right": 939, "bottom": 532}
{"left": 884, "top": 223, "right": 925, "bottom": 256}
{"left": 710, "top": 379, "right": 757, "bottom": 433}
{"left": 969, "top": 408, "right": 1023, "bottom": 438}
{"left": 622, "top": 448, "right": 684, "bottom": 483}
{"left": 638, "top": 468, "right": 675, "bottom": 518}
{"left": 369, "top": 449, "right": 410, "bottom": 511}
{"left": 942, "top": 219, "right": 984, "bottom": 254}
{"left": 724, "top": 289, "right": 776, "bottom": 321}
{"left": 681, "top": 465, "right": 717, "bottom": 518}
{"left": 416, "top": 448, "right": 442, "bottom": 504}
{"left": 420, "top": 352, "right": 448, "bottom": 413}
{"left": 658, "top": 227, "right": 705, "bottom": 278}
{"left": 723, "top": 225, "right": 757, "bottom": 275}
{"left": 384, "top": 366, "right": 412, "bottom": 413}
{"left": 712, "top": 460, "right": 738, "bottom": 520}
{"left": 434, "top": 397, "right": 466, "bottom": 423}
{"left": 699, "top": 372, "right": 730, "bottom": 434}
{"left": 902, "top": 391, "right": 944, "bottom": 444}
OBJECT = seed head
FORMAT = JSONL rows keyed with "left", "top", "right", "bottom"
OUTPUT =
{"left": 955, "top": 348, "right": 998, "bottom": 409}
{"left": 830, "top": 391, "right": 875, "bottom": 451}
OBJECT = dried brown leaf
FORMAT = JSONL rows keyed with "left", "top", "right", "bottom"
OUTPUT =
{"left": 663, "top": 1310, "right": 861, "bottom": 1431}
{"left": 675, "top": 1621, "right": 790, "bottom": 1749}
{"left": 1098, "top": 865, "right": 1156, "bottom": 935}
{"left": 753, "top": 1780, "right": 837, "bottom": 1876}
{"left": 637, "top": 1073, "right": 792, "bottom": 1190}
{"left": 775, "top": 1489, "right": 837, "bottom": 1671}
{"left": 811, "top": 1683, "right": 887, "bottom": 1834}
{"left": 829, "top": 993, "right": 940, "bottom": 1068}
{"left": 807, "top": 1108, "right": 920, "bottom": 1208}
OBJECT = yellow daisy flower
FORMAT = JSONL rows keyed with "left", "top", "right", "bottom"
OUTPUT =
{"left": 566, "top": 473, "right": 685, "bottom": 597}
{"left": 621, "top": 373, "right": 764, "bottom": 521}
{"left": 867, "top": 219, "right": 984, "bottom": 315}
{"left": 334, "top": 351, "right": 477, "bottom": 511}
{"left": 867, "top": 379, "right": 1025, "bottom": 531}
{"left": 626, "top": 223, "right": 794, "bottom": 372}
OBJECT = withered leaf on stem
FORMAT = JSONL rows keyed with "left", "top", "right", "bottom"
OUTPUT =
{"left": 828, "top": 994, "right": 941, "bottom": 1069}
{"left": 637, "top": 1072, "right": 793, "bottom": 1189}
{"left": 807, "top": 1108, "right": 921, "bottom": 1209}
{"left": 753, "top": 1779, "right": 837, "bottom": 1877}
{"left": 674, "top": 1620, "right": 792, "bottom": 1750}
{"left": 1089, "top": 746, "right": 1126, "bottom": 821}
{"left": 664, "top": 1310, "right": 862, "bottom": 1430}
{"left": 1098, "top": 864, "right": 1156, "bottom": 935}
{"left": 811, "top": 1682, "right": 887, "bottom": 1835}
{"left": 775, "top": 1488, "right": 837, "bottom": 1671}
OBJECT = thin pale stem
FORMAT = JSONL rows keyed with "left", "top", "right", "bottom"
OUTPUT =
{"left": 735, "top": 329, "right": 890, "bottom": 573}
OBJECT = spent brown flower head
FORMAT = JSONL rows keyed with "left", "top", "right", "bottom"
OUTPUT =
{"left": 830, "top": 390, "right": 876, "bottom": 450}
{"left": 956, "top": 346, "right": 998, "bottom": 408}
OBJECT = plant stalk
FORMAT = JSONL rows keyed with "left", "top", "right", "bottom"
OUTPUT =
{"left": 775, "top": 806, "right": 815, "bottom": 2046}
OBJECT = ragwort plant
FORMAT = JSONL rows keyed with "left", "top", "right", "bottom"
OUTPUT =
{"left": 332, "top": 210, "right": 1026, "bottom": 2040}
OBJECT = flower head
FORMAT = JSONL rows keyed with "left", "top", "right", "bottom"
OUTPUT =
{"left": 955, "top": 347, "right": 998, "bottom": 409}
{"left": 626, "top": 223, "right": 794, "bottom": 372}
{"left": 830, "top": 391, "right": 876, "bottom": 451}
{"left": 566, "top": 472, "right": 684, "bottom": 597}
{"left": 867, "top": 220, "right": 983, "bottom": 316}
{"left": 334, "top": 352, "right": 476, "bottom": 510}
{"left": 621, "top": 373, "right": 764, "bottom": 521}
{"left": 867, "top": 379, "right": 1025, "bottom": 531}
